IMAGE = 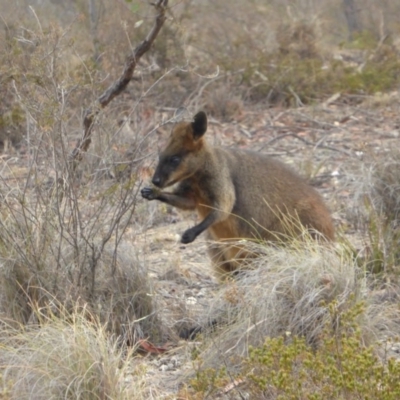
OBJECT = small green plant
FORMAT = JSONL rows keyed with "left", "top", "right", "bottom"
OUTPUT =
{"left": 244, "top": 302, "right": 400, "bottom": 399}
{"left": 189, "top": 366, "right": 228, "bottom": 398}
{"left": 342, "top": 31, "right": 381, "bottom": 51}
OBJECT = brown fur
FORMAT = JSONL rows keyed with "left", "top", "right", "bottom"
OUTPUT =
{"left": 141, "top": 111, "right": 334, "bottom": 277}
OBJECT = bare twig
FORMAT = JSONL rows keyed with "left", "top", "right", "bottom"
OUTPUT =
{"left": 322, "top": 92, "right": 341, "bottom": 108}
{"left": 69, "top": 0, "right": 169, "bottom": 170}
{"left": 288, "top": 85, "right": 304, "bottom": 107}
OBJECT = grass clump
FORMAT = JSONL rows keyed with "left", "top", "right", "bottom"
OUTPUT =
{"left": 0, "top": 305, "right": 142, "bottom": 400}
{"left": 348, "top": 151, "right": 400, "bottom": 275}
{"left": 334, "top": 43, "right": 400, "bottom": 95}
{"left": 179, "top": 236, "right": 400, "bottom": 398}
{"left": 198, "top": 240, "right": 363, "bottom": 354}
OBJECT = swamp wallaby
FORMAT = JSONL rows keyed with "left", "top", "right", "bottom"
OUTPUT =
{"left": 141, "top": 111, "right": 334, "bottom": 276}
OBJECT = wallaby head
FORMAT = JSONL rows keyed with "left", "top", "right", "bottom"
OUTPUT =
{"left": 152, "top": 111, "right": 208, "bottom": 189}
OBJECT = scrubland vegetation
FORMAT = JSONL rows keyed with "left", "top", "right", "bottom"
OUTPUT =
{"left": 1, "top": 0, "right": 400, "bottom": 398}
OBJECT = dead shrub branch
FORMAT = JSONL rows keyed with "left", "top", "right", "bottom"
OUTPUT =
{"left": 69, "top": 0, "right": 169, "bottom": 169}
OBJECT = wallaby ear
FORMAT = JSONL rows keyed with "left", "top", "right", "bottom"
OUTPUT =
{"left": 191, "top": 111, "right": 207, "bottom": 140}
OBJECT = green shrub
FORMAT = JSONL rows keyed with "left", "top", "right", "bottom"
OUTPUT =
{"left": 186, "top": 302, "right": 400, "bottom": 399}
{"left": 245, "top": 303, "right": 400, "bottom": 399}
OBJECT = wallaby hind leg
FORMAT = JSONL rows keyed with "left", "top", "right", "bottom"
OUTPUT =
{"left": 209, "top": 240, "right": 259, "bottom": 280}
{"left": 206, "top": 238, "right": 237, "bottom": 279}
{"left": 207, "top": 243, "right": 228, "bottom": 274}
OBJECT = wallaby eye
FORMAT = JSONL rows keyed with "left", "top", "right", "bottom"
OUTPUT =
{"left": 170, "top": 156, "right": 181, "bottom": 166}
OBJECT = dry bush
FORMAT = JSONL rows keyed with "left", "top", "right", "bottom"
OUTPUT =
{"left": 0, "top": 216, "right": 160, "bottom": 341}
{"left": 201, "top": 84, "right": 243, "bottom": 122}
{"left": 0, "top": 306, "right": 144, "bottom": 400}
{"left": 276, "top": 21, "right": 319, "bottom": 59}
{"left": 0, "top": 8, "right": 172, "bottom": 344}
{"left": 0, "top": 74, "right": 25, "bottom": 151}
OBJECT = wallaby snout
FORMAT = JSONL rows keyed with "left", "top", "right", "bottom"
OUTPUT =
{"left": 151, "top": 175, "right": 162, "bottom": 188}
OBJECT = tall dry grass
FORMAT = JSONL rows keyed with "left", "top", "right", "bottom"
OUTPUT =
{"left": 189, "top": 236, "right": 400, "bottom": 371}
{"left": 343, "top": 148, "right": 400, "bottom": 275}
{"left": 0, "top": 305, "right": 147, "bottom": 400}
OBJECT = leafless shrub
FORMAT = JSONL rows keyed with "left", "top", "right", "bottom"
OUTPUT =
{"left": 0, "top": 8, "right": 172, "bottom": 343}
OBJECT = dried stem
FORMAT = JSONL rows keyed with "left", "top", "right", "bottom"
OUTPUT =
{"left": 69, "top": 0, "right": 169, "bottom": 169}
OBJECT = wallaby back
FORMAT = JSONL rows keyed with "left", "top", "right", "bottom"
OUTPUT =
{"left": 141, "top": 111, "right": 334, "bottom": 277}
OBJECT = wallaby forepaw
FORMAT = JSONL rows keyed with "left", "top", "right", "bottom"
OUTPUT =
{"left": 181, "top": 228, "right": 197, "bottom": 244}
{"left": 141, "top": 187, "right": 157, "bottom": 200}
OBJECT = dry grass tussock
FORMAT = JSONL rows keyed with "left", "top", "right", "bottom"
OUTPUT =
{"left": 193, "top": 237, "right": 400, "bottom": 369}
{"left": 347, "top": 151, "right": 400, "bottom": 223}
{"left": 0, "top": 305, "right": 147, "bottom": 400}
{"left": 344, "top": 149, "right": 400, "bottom": 274}
{"left": 365, "top": 155, "right": 400, "bottom": 222}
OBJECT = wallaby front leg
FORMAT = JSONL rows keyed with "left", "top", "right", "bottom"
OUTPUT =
{"left": 181, "top": 209, "right": 221, "bottom": 244}
{"left": 181, "top": 185, "right": 236, "bottom": 244}
{"left": 141, "top": 187, "right": 196, "bottom": 210}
